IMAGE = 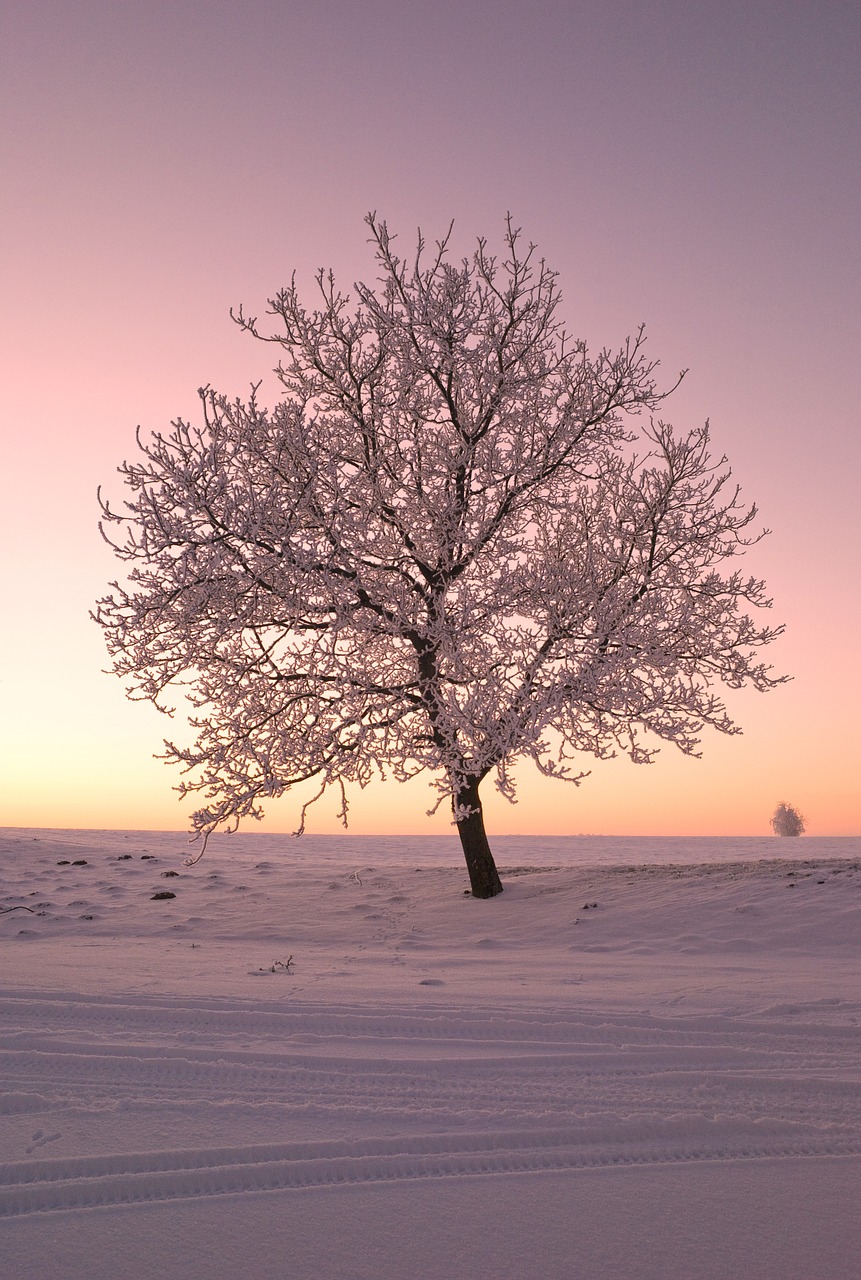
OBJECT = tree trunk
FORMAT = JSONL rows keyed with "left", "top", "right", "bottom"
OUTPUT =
{"left": 454, "top": 778, "right": 503, "bottom": 898}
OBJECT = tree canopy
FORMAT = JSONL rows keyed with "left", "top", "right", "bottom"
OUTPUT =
{"left": 95, "top": 215, "right": 785, "bottom": 896}
{"left": 771, "top": 802, "right": 805, "bottom": 836}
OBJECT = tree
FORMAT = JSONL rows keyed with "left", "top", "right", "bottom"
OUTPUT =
{"left": 95, "top": 215, "right": 785, "bottom": 898}
{"left": 771, "top": 801, "right": 805, "bottom": 836}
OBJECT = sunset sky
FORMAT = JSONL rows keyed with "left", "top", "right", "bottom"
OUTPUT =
{"left": 2, "top": 0, "right": 859, "bottom": 837}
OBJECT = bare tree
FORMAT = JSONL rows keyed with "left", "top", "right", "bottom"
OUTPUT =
{"left": 95, "top": 215, "right": 785, "bottom": 897}
{"left": 771, "top": 801, "right": 805, "bottom": 836}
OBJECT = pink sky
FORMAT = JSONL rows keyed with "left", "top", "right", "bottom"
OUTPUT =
{"left": 1, "top": 0, "right": 859, "bottom": 836}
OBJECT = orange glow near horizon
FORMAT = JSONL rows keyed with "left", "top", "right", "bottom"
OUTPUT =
{"left": 2, "top": 688, "right": 856, "bottom": 837}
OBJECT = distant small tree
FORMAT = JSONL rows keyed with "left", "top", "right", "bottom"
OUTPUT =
{"left": 771, "top": 801, "right": 805, "bottom": 836}
{"left": 95, "top": 215, "right": 785, "bottom": 897}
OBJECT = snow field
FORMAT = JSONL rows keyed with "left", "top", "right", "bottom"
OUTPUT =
{"left": 1, "top": 829, "right": 859, "bottom": 1278}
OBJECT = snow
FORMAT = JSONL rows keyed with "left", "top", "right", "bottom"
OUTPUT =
{"left": 2, "top": 828, "right": 860, "bottom": 1279}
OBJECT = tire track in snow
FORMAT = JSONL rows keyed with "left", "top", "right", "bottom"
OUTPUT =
{"left": 3, "top": 1134, "right": 860, "bottom": 1217}
{"left": 2, "top": 993, "right": 859, "bottom": 1217}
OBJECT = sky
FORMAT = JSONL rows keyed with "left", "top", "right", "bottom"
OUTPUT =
{"left": 1, "top": 0, "right": 859, "bottom": 837}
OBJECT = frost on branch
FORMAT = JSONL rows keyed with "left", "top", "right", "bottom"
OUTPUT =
{"left": 94, "top": 214, "right": 786, "bottom": 898}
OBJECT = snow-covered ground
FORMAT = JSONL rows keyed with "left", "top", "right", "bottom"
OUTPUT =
{"left": 1, "top": 828, "right": 859, "bottom": 1279}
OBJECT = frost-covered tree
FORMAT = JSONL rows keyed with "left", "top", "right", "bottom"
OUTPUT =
{"left": 95, "top": 215, "right": 785, "bottom": 897}
{"left": 771, "top": 801, "right": 805, "bottom": 836}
